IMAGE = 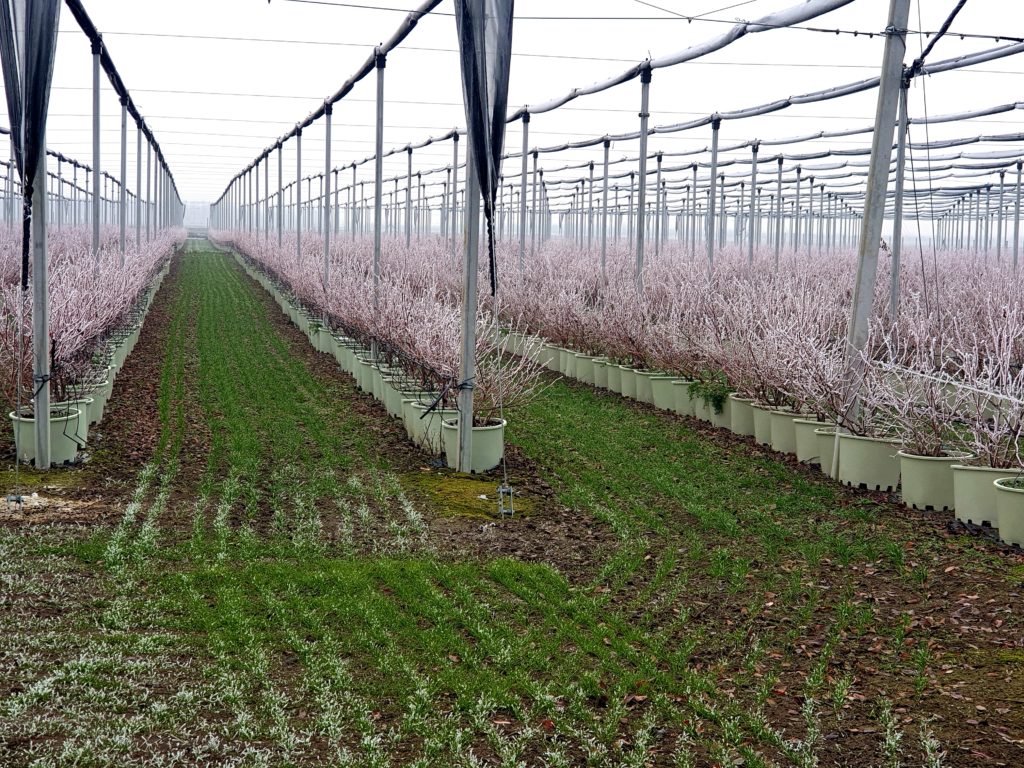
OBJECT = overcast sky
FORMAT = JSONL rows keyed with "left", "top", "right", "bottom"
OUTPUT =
{"left": 41, "top": 0, "right": 1022, "bottom": 215}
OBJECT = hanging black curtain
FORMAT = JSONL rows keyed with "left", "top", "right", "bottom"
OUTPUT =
{"left": 0, "top": 0, "right": 62, "bottom": 291}
{"left": 453, "top": 0, "right": 514, "bottom": 296}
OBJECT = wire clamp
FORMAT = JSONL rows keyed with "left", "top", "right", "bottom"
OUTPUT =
{"left": 497, "top": 484, "right": 514, "bottom": 518}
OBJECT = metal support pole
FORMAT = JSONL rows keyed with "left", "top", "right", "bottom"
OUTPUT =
{"left": 118, "top": 100, "right": 127, "bottom": 264}
{"left": 350, "top": 164, "right": 357, "bottom": 240}
{"left": 805, "top": 176, "right": 814, "bottom": 257}
{"left": 457, "top": 152, "right": 480, "bottom": 473}
{"left": 747, "top": 143, "right": 759, "bottom": 263}
{"left": 600, "top": 138, "right": 610, "bottom": 276}
{"left": 984, "top": 185, "right": 992, "bottom": 257}
{"left": 514, "top": 118, "right": 530, "bottom": 268}
{"left": 706, "top": 117, "right": 721, "bottom": 277}
{"left": 737, "top": 181, "right": 745, "bottom": 248}
{"left": 450, "top": 132, "right": 459, "bottom": 252}
{"left": 324, "top": 104, "right": 332, "bottom": 287}
{"left": 587, "top": 160, "right": 595, "bottom": 250}
{"left": 840, "top": 0, "right": 910, "bottom": 470}
{"left": 530, "top": 151, "right": 538, "bottom": 256}
{"left": 793, "top": 166, "right": 802, "bottom": 253}
{"left": 890, "top": 79, "right": 909, "bottom": 319}
{"left": 690, "top": 164, "right": 697, "bottom": 256}
{"left": 276, "top": 145, "right": 283, "bottom": 246}
{"left": 1014, "top": 161, "right": 1022, "bottom": 272}
{"left": 774, "top": 157, "right": 783, "bottom": 267}
{"left": 654, "top": 153, "right": 662, "bottom": 259}
{"left": 635, "top": 66, "right": 652, "bottom": 290}
{"left": 373, "top": 49, "right": 386, "bottom": 352}
{"left": 719, "top": 174, "right": 726, "bottom": 247}
{"left": 32, "top": 150, "right": 50, "bottom": 467}
{"left": 405, "top": 147, "right": 412, "bottom": 248}
{"left": 997, "top": 169, "right": 1006, "bottom": 263}
{"left": 296, "top": 130, "right": 303, "bottom": 258}
{"left": 135, "top": 124, "right": 141, "bottom": 251}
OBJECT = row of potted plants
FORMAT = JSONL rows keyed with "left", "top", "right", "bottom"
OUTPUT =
{"left": 0, "top": 227, "right": 183, "bottom": 465}
{"left": 228, "top": 248, "right": 534, "bottom": 473}
{"left": 485, "top": 240, "right": 1023, "bottom": 546}
{"left": 504, "top": 327, "right": 1024, "bottom": 548}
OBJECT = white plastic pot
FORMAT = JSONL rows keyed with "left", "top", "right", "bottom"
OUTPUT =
{"left": 769, "top": 408, "right": 801, "bottom": 455}
{"left": 794, "top": 419, "right": 829, "bottom": 465}
{"left": 691, "top": 397, "right": 712, "bottom": 423}
{"left": 414, "top": 402, "right": 459, "bottom": 454}
{"left": 672, "top": 381, "right": 694, "bottom": 417}
{"left": 402, "top": 394, "right": 436, "bottom": 443}
{"left": 538, "top": 344, "right": 560, "bottom": 372}
{"left": 88, "top": 375, "right": 114, "bottom": 425}
{"left": 751, "top": 403, "right": 773, "bottom": 446}
{"left": 619, "top": 366, "right": 637, "bottom": 399}
{"left": 898, "top": 450, "right": 974, "bottom": 512}
{"left": 51, "top": 397, "right": 93, "bottom": 449}
{"left": 10, "top": 406, "right": 83, "bottom": 466}
{"left": 561, "top": 349, "right": 578, "bottom": 379}
{"left": 814, "top": 426, "right": 842, "bottom": 479}
{"left": 593, "top": 358, "right": 609, "bottom": 389}
{"left": 606, "top": 363, "right": 623, "bottom": 394}
{"left": 951, "top": 464, "right": 1014, "bottom": 527}
{"left": 442, "top": 418, "right": 507, "bottom": 474}
{"left": 634, "top": 370, "right": 655, "bottom": 405}
{"left": 650, "top": 376, "right": 676, "bottom": 411}
{"left": 994, "top": 477, "right": 1024, "bottom": 546}
{"left": 381, "top": 377, "right": 404, "bottom": 419}
{"left": 837, "top": 433, "right": 901, "bottom": 492}
{"left": 574, "top": 354, "right": 596, "bottom": 385}
{"left": 728, "top": 395, "right": 756, "bottom": 437}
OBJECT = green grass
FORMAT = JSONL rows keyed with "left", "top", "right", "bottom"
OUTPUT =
{"left": 0, "top": 246, "right": 1016, "bottom": 766}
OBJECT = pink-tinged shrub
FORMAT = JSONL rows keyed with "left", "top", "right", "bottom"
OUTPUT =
{"left": 213, "top": 228, "right": 1024, "bottom": 466}
{"left": 0, "top": 226, "right": 183, "bottom": 409}
{"left": 216, "top": 231, "right": 547, "bottom": 422}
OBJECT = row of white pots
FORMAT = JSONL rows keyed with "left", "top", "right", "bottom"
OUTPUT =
{"left": 506, "top": 332, "right": 1024, "bottom": 547}
{"left": 234, "top": 254, "right": 506, "bottom": 474}
{"left": 8, "top": 261, "right": 171, "bottom": 467}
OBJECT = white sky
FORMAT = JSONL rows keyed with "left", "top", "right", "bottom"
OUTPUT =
{"left": 41, "top": 0, "right": 1024, "bottom": 214}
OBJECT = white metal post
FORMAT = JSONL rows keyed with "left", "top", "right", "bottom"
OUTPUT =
{"left": 600, "top": 138, "right": 610, "bottom": 277}
{"left": 373, "top": 50, "right": 386, "bottom": 353}
{"left": 119, "top": 99, "right": 127, "bottom": 264}
{"left": 324, "top": 104, "right": 332, "bottom": 288}
{"left": 747, "top": 143, "right": 758, "bottom": 263}
{"left": 1014, "top": 161, "right": 1022, "bottom": 272}
{"left": 457, "top": 152, "right": 480, "bottom": 473}
{"left": 838, "top": 0, "right": 911, "bottom": 477}
{"left": 706, "top": 117, "right": 721, "bottom": 276}
{"left": 32, "top": 150, "right": 50, "bottom": 467}
{"left": 634, "top": 66, "right": 651, "bottom": 290}
{"left": 890, "top": 79, "right": 908, "bottom": 319}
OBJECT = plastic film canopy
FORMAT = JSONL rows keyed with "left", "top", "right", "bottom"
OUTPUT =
{"left": 0, "top": 0, "right": 61, "bottom": 289}
{"left": 454, "top": 0, "right": 513, "bottom": 296}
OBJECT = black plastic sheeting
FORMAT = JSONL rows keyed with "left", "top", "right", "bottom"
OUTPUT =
{"left": 454, "top": 0, "right": 513, "bottom": 297}
{"left": 0, "top": 0, "right": 61, "bottom": 291}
